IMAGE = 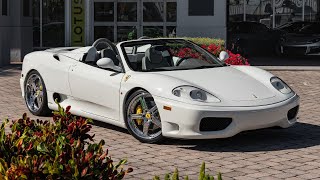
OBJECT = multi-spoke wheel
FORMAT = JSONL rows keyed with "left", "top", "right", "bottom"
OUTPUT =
{"left": 125, "top": 90, "right": 163, "bottom": 143}
{"left": 25, "top": 70, "right": 50, "bottom": 116}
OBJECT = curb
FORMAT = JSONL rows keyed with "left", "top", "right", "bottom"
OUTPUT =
{"left": 256, "top": 66, "right": 320, "bottom": 71}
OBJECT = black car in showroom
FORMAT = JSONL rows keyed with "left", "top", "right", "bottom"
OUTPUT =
{"left": 277, "top": 22, "right": 320, "bottom": 56}
{"left": 227, "top": 21, "right": 282, "bottom": 57}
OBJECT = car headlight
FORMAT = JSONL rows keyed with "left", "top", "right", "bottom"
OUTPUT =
{"left": 270, "top": 77, "right": 292, "bottom": 94}
{"left": 172, "top": 86, "right": 220, "bottom": 103}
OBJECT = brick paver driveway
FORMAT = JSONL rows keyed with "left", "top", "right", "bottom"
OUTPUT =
{"left": 1, "top": 66, "right": 320, "bottom": 180}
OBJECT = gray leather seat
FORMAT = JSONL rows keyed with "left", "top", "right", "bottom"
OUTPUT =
{"left": 85, "top": 47, "right": 98, "bottom": 63}
{"left": 142, "top": 46, "right": 172, "bottom": 71}
{"left": 101, "top": 49, "right": 120, "bottom": 66}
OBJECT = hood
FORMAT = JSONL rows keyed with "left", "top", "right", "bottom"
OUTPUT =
{"left": 153, "top": 66, "right": 276, "bottom": 102}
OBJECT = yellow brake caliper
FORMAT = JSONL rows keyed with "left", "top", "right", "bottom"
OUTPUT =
{"left": 37, "top": 84, "right": 43, "bottom": 96}
{"left": 136, "top": 105, "right": 143, "bottom": 125}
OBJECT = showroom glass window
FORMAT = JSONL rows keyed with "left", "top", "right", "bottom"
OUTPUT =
{"left": 23, "top": 0, "right": 31, "bottom": 17}
{"left": 141, "top": 1, "right": 177, "bottom": 38}
{"left": 94, "top": 1, "right": 115, "bottom": 42}
{"left": 32, "top": 0, "right": 40, "bottom": 47}
{"left": 228, "top": 0, "right": 320, "bottom": 28}
{"left": 167, "top": 2, "right": 177, "bottom": 22}
{"left": 117, "top": 2, "right": 138, "bottom": 41}
{"left": 188, "top": 0, "right": 214, "bottom": 16}
{"left": 118, "top": 26, "right": 137, "bottom": 42}
{"left": 2, "top": 0, "right": 8, "bottom": 16}
{"left": 94, "top": 26, "right": 114, "bottom": 42}
{"left": 42, "top": 0, "right": 65, "bottom": 47}
{"left": 93, "top": 0, "right": 177, "bottom": 42}
{"left": 32, "top": 0, "right": 65, "bottom": 48}
{"left": 143, "top": 2, "right": 164, "bottom": 22}
{"left": 94, "top": 2, "right": 114, "bottom": 22}
{"left": 118, "top": 2, "right": 137, "bottom": 22}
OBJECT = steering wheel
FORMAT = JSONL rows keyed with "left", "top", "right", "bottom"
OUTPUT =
{"left": 176, "top": 57, "right": 191, "bottom": 66}
{"left": 92, "top": 38, "right": 117, "bottom": 53}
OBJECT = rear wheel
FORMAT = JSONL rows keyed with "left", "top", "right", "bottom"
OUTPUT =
{"left": 24, "top": 70, "right": 50, "bottom": 116}
{"left": 124, "top": 90, "right": 163, "bottom": 143}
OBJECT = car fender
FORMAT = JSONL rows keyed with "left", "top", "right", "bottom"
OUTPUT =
{"left": 21, "top": 51, "right": 75, "bottom": 97}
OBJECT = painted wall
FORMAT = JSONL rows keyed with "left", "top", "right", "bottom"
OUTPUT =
{"left": 176, "top": 0, "right": 227, "bottom": 40}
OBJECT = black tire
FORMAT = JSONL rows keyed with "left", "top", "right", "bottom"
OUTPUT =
{"left": 24, "top": 70, "right": 51, "bottom": 116}
{"left": 124, "top": 90, "right": 164, "bottom": 143}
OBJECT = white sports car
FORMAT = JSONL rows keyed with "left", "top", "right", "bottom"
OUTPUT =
{"left": 20, "top": 38, "right": 300, "bottom": 143}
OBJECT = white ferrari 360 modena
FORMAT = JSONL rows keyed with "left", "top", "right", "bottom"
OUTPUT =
{"left": 20, "top": 38, "right": 300, "bottom": 143}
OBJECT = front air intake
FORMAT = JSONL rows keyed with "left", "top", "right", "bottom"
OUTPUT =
{"left": 287, "top": 106, "right": 299, "bottom": 121}
{"left": 200, "top": 118, "right": 232, "bottom": 132}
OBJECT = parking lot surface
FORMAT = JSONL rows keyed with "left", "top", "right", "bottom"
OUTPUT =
{"left": 0, "top": 66, "right": 320, "bottom": 179}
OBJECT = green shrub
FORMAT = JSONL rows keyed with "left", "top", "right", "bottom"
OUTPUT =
{"left": 153, "top": 162, "right": 222, "bottom": 180}
{"left": 0, "top": 104, "right": 132, "bottom": 180}
{"left": 181, "top": 37, "right": 225, "bottom": 46}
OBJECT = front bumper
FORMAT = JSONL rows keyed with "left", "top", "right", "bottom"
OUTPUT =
{"left": 154, "top": 94, "right": 300, "bottom": 139}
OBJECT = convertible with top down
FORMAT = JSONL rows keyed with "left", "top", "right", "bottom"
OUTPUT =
{"left": 20, "top": 38, "right": 300, "bottom": 143}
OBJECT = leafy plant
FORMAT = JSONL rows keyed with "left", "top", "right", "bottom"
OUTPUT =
{"left": 153, "top": 162, "right": 222, "bottom": 180}
{"left": 180, "top": 37, "right": 225, "bottom": 47}
{"left": 201, "top": 44, "right": 250, "bottom": 65}
{"left": 0, "top": 104, "right": 132, "bottom": 180}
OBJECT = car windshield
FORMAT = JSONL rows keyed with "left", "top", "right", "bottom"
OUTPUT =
{"left": 120, "top": 39, "right": 225, "bottom": 72}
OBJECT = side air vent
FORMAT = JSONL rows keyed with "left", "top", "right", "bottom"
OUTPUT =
{"left": 53, "top": 93, "right": 61, "bottom": 103}
{"left": 53, "top": 54, "right": 60, "bottom": 61}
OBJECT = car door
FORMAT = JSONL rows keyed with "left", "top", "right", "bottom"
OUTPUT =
{"left": 68, "top": 61, "right": 125, "bottom": 121}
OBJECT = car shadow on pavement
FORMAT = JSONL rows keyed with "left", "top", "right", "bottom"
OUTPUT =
{"left": 162, "top": 122, "right": 320, "bottom": 152}
{"left": 92, "top": 120, "right": 129, "bottom": 134}
{"left": 0, "top": 65, "right": 22, "bottom": 77}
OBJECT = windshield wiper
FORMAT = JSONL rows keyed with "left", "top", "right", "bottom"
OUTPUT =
{"left": 191, "top": 65, "right": 222, "bottom": 69}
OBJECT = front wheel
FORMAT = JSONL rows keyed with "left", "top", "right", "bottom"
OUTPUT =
{"left": 24, "top": 70, "right": 51, "bottom": 116}
{"left": 124, "top": 90, "right": 163, "bottom": 143}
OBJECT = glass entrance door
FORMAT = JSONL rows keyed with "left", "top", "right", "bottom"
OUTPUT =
{"left": 32, "top": 0, "right": 65, "bottom": 49}
{"left": 92, "top": 0, "right": 177, "bottom": 43}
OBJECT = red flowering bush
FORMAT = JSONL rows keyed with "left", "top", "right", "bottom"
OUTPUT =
{"left": 202, "top": 44, "right": 250, "bottom": 66}
{"left": 0, "top": 104, "right": 132, "bottom": 180}
{"left": 171, "top": 43, "right": 250, "bottom": 66}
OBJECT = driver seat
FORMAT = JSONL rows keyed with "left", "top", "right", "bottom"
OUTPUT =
{"left": 142, "top": 46, "right": 171, "bottom": 71}
{"left": 84, "top": 47, "right": 98, "bottom": 64}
